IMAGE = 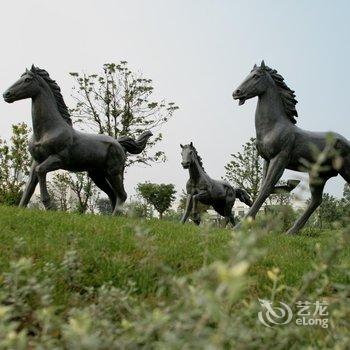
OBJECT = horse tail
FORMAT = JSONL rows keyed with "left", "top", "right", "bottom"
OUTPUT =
{"left": 236, "top": 188, "right": 253, "bottom": 207}
{"left": 118, "top": 131, "right": 153, "bottom": 154}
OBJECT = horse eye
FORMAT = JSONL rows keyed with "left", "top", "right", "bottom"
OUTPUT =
{"left": 25, "top": 78, "right": 31, "bottom": 83}
{"left": 253, "top": 74, "right": 259, "bottom": 79}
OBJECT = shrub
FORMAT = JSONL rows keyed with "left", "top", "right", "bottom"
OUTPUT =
{"left": 0, "top": 220, "right": 349, "bottom": 349}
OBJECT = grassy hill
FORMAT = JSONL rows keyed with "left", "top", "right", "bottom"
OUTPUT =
{"left": 0, "top": 205, "right": 349, "bottom": 348}
{"left": 0, "top": 205, "right": 349, "bottom": 301}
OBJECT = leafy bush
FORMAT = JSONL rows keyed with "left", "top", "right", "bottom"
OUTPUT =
{"left": 0, "top": 217, "right": 349, "bottom": 349}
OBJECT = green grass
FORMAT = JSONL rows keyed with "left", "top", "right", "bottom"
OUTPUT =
{"left": 0, "top": 205, "right": 349, "bottom": 306}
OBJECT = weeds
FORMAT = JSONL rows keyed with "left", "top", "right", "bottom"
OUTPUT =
{"left": 0, "top": 210, "right": 349, "bottom": 349}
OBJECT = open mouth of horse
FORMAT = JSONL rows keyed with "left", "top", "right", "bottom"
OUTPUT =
{"left": 235, "top": 96, "right": 246, "bottom": 105}
{"left": 238, "top": 98, "right": 246, "bottom": 105}
{"left": 232, "top": 93, "right": 246, "bottom": 106}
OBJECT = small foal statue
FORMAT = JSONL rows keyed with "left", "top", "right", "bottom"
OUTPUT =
{"left": 180, "top": 142, "right": 252, "bottom": 226}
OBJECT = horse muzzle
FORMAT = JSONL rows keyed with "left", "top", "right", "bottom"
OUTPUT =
{"left": 232, "top": 89, "right": 246, "bottom": 105}
{"left": 181, "top": 162, "right": 190, "bottom": 169}
{"left": 3, "top": 90, "right": 15, "bottom": 103}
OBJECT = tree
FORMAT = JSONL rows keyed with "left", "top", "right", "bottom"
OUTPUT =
{"left": 50, "top": 172, "right": 99, "bottom": 214}
{"left": 343, "top": 183, "right": 350, "bottom": 204}
{"left": 96, "top": 197, "right": 112, "bottom": 215}
{"left": 225, "top": 138, "right": 295, "bottom": 205}
{"left": 224, "top": 138, "right": 263, "bottom": 202}
{"left": 338, "top": 183, "right": 350, "bottom": 220}
{"left": 137, "top": 182, "right": 176, "bottom": 219}
{"left": 312, "top": 193, "right": 343, "bottom": 228}
{"left": 0, "top": 123, "right": 31, "bottom": 205}
{"left": 124, "top": 200, "right": 153, "bottom": 219}
{"left": 49, "top": 173, "right": 71, "bottom": 211}
{"left": 69, "top": 61, "right": 178, "bottom": 166}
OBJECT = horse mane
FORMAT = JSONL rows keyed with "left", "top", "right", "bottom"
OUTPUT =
{"left": 260, "top": 65, "right": 298, "bottom": 124}
{"left": 31, "top": 66, "right": 72, "bottom": 126}
{"left": 189, "top": 144, "right": 205, "bottom": 170}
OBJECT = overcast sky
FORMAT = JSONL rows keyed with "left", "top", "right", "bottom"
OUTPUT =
{"left": 1, "top": 0, "right": 349, "bottom": 201}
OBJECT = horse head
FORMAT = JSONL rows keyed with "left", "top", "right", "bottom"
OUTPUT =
{"left": 180, "top": 142, "right": 194, "bottom": 169}
{"left": 3, "top": 65, "right": 41, "bottom": 103}
{"left": 233, "top": 60, "right": 298, "bottom": 124}
{"left": 232, "top": 60, "right": 274, "bottom": 105}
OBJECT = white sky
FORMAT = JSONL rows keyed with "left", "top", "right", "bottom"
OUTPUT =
{"left": 1, "top": 0, "right": 349, "bottom": 201}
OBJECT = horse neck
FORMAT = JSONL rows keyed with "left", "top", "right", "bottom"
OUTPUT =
{"left": 189, "top": 157, "right": 206, "bottom": 182}
{"left": 31, "top": 87, "right": 67, "bottom": 139}
{"left": 255, "top": 85, "right": 290, "bottom": 138}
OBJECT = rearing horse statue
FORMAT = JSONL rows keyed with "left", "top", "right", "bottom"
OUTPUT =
{"left": 3, "top": 66, "right": 152, "bottom": 214}
{"left": 232, "top": 61, "right": 350, "bottom": 234}
{"left": 180, "top": 142, "right": 252, "bottom": 226}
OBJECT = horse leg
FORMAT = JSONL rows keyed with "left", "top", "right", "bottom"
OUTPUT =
{"left": 224, "top": 193, "right": 236, "bottom": 227}
{"left": 223, "top": 217, "right": 230, "bottom": 227}
{"left": 244, "top": 154, "right": 287, "bottom": 219}
{"left": 192, "top": 191, "right": 209, "bottom": 225}
{"left": 180, "top": 195, "right": 193, "bottom": 223}
{"left": 286, "top": 178, "right": 326, "bottom": 235}
{"left": 19, "top": 160, "right": 38, "bottom": 207}
{"left": 229, "top": 214, "right": 236, "bottom": 226}
{"left": 35, "top": 155, "right": 63, "bottom": 210}
{"left": 193, "top": 214, "right": 201, "bottom": 225}
{"left": 106, "top": 169, "right": 127, "bottom": 215}
{"left": 223, "top": 214, "right": 235, "bottom": 227}
{"left": 88, "top": 171, "right": 116, "bottom": 211}
{"left": 262, "top": 160, "right": 269, "bottom": 180}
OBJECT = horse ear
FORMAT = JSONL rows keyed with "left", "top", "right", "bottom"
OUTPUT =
{"left": 30, "top": 64, "right": 35, "bottom": 72}
{"left": 253, "top": 64, "right": 257, "bottom": 69}
{"left": 190, "top": 142, "right": 193, "bottom": 147}
{"left": 261, "top": 60, "right": 266, "bottom": 69}
{"left": 25, "top": 68, "right": 29, "bottom": 73}
{"left": 180, "top": 144, "right": 184, "bottom": 149}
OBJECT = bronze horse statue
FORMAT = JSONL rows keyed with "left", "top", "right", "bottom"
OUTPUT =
{"left": 3, "top": 66, "right": 152, "bottom": 214}
{"left": 233, "top": 60, "right": 350, "bottom": 234}
{"left": 180, "top": 142, "right": 252, "bottom": 226}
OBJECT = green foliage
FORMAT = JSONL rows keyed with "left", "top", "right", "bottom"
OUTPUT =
{"left": 317, "top": 193, "right": 343, "bottom": 227}
{"left": 0, "top": 123, "right": 31, "bottom": 205}
{"left": 341, "top": 183, "right": 350, "bottom": 217}
{"left": 225, "top": 138, "right": 293, "bottom": 205}
{"left": 0, "top": 205, "right": 348, "bottom": 348}
{"left": 307, "top": 192, "right": 348, "bottom": 228}
{"left": 48, "top": 173, "right": 72, "bottom": 211}
{"left": 124, "top": 200, "right": 153, "bottom": 219}
{"left": 49, "top": 172, "right": 99, "bottom": 214}
{"left": 161, "top": 208, "right": 181, "bottom": 222}
{"left": 343, "top": 183, "right": 350, "bottom": 203}
{"left": 225, "top": 137, "right": 263, "bottom": 201}
{"left": 96, "top": 197, "right": 112, "bottom": 215}
{"left": 263, "top": 204, "right": 298, "bottom": 231}
{"left": 137, "top": 182, "right": 176, "bottom": 219}
{"left": 69, "top": 61, "right": 179, "bottom": 166}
